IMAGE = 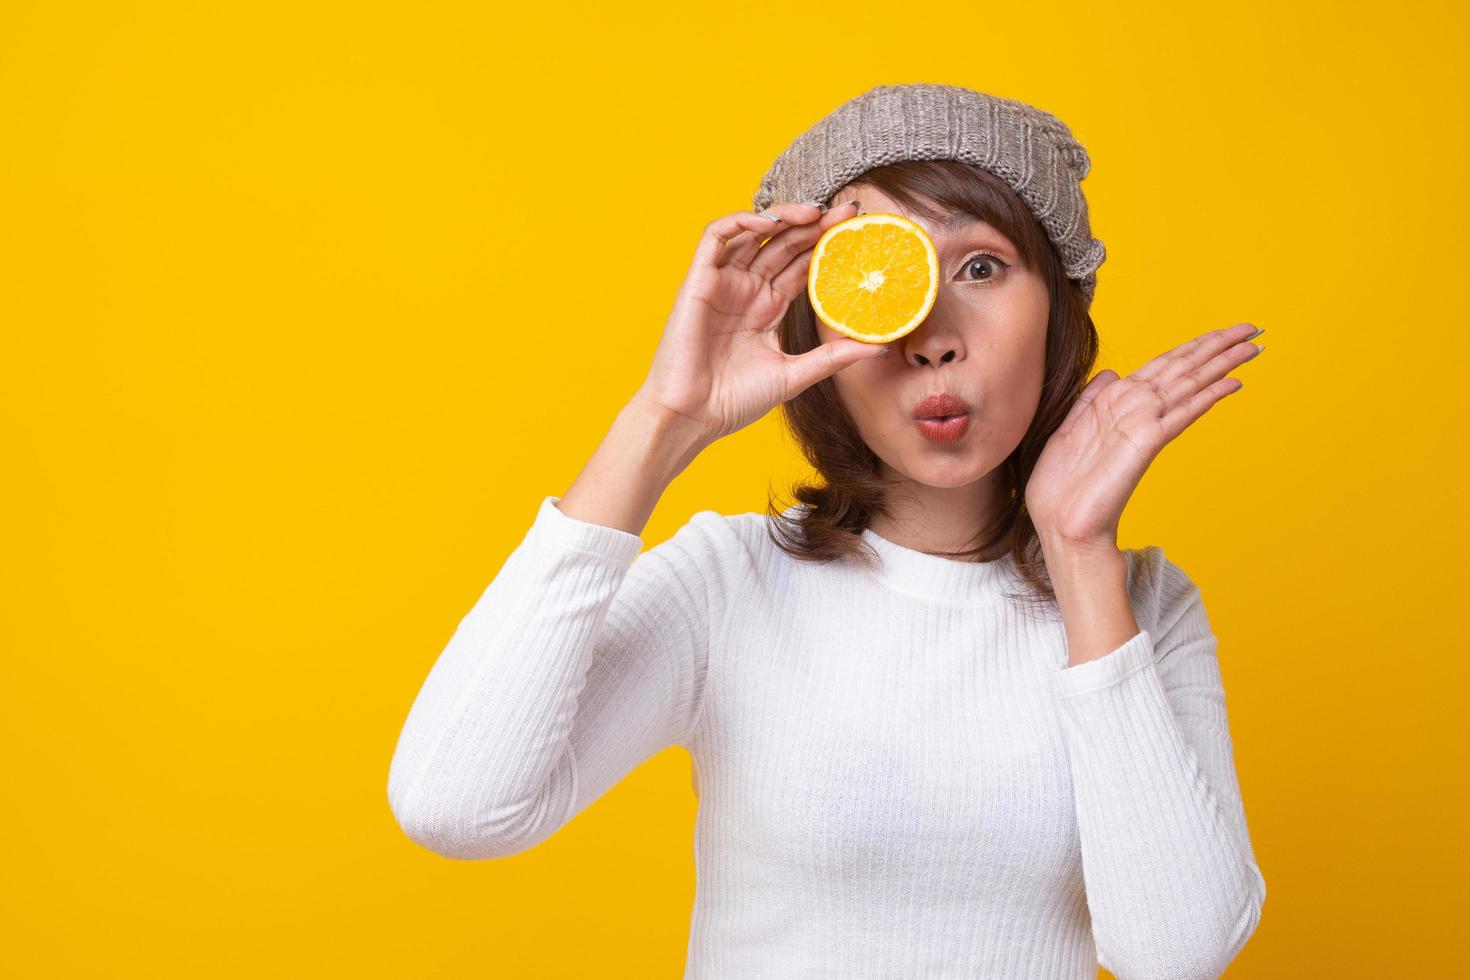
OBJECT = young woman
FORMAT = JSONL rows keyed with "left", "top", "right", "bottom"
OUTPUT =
{"left": 388, "top": 84, "right": 1268, "bottom": 979}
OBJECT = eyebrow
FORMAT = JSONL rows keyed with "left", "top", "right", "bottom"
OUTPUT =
{"left": 934, "top": 213, "right": 1016, "bottom": 257}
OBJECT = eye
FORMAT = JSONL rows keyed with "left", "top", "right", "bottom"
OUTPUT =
{"left": 958, "top": 251, "right": 1008, "bottom": 283}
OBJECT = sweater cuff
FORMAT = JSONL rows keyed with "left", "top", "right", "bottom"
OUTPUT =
{"left": 528, "top": 495, "right": 645, "bottom": 566}
{"left": 1052, "top": 628, "right": 1155, "bottom": 700}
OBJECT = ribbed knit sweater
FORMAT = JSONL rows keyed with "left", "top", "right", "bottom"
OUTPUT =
{"left": 387, "top": 495, "right": 1267, "bottom": 979}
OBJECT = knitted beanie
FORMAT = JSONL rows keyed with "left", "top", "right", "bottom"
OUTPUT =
{"left": 753, "top": 83, "right": 1106, "bottom": 308}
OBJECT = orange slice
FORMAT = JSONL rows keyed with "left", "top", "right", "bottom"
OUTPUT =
{"left": 807, "top": 212, "right": 939, "bottom": 344}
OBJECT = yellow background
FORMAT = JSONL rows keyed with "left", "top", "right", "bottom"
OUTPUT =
{"left": 4, "top": 1, "right": 1466, "bottom": 976}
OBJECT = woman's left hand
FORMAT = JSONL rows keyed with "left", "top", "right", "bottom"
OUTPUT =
{"left": 1025, "top": 322, "right": 1265, "bottom": 554}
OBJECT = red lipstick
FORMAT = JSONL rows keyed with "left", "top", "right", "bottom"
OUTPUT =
{"left": 913, "top": 392, "right": 973, "bottom": 445}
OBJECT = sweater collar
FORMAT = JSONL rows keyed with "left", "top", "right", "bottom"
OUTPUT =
{"left": 858, "top": 524, "right": 1018, "bottom": 603}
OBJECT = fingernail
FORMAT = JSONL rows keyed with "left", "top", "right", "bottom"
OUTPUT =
{"left": 846, "top": 199, "right": 861, "bottom": 208}
{"left": 758, "top": 211, "right": 783, "bottom": 223}
{"left": 1255, "top": 344, "right": 1266, "bottom": 355}
{"left": 1245, "top": 326, "right": 1265, "bottom": 341}
{"left": 800, "top": 200, "right": 829, "bottom": 213}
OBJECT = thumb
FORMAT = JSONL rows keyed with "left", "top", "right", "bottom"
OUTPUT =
{"left": 1075, "top": 368, "right": 1120, "bottom": 410}
{"left": 785, "top": 339, "right": 890, "bottom": 398}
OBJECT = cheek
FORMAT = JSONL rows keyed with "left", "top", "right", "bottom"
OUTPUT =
{"left": 992, "top": 333, "right": 1046, "bottom": 385}
{"left": 832, "top": 361, "right": 897, "bottom": 434}
{"left": 988, "top": 304, "right": 1048, "bottom": 381}
{"left": 975, "top": 327, "right": 1046, "bottom": 437}
{"left": 831, "top": 367, "right": 871, "bottom": 417}
{"left": 989, "top": 352, "right": 1046, "bottom": 437}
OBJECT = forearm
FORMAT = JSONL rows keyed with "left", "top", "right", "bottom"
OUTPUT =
{"left": 557, "top": 393, "right": 711, "bottom": 537}
{"left": 1038, "top": 534, "right": 1139, "bottom": 668}
{"left": 1053, "top": 634, "right": 1267, "bottom": 978}
{"left": 1043, "top": 543, "right": 1266, "bottom": 974}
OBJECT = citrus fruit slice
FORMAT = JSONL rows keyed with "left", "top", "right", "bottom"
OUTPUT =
{"left": 807, "top": 212, "right": 939, "bottom": 344}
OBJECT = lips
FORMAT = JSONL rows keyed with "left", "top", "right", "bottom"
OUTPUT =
{"left": 912, "top": 392, "right": 973, "bottom": 420}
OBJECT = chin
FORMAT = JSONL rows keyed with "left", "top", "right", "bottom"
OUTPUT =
{"left": 902, "top": 456, "right": 993, "bottom": 489}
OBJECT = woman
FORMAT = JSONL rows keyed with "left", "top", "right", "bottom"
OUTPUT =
{"left": 388, "top": 83, "right": 1268, "bottom": 979}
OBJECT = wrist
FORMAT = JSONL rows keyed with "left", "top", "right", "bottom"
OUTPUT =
{"left": 618, "top": 395, "right": 711, "bottom": 483}
{"left": 1036, "top": 524, "right": 1119, "bottom": 562}
{"left": 1038, "top": 531, "right": 1126, "bottom": 592}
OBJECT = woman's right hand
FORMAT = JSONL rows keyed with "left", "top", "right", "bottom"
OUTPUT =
{"left": 633, "top": 199, "right": 890, "bottom": 446}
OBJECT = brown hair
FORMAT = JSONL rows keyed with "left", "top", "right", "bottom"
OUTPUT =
{"left": 764, "top": 159, "right": 1100, "bottom": 612}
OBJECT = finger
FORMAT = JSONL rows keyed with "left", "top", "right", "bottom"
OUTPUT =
{"left": 1159, "top": 375, "right": 1244, "bottom": 441}
{"left": 693, "top": 208, "right": 811, "bottom": 271}
{"left": 1153, "top": 322, "right": 1263, "bottom": 391}
{"left": 762, "top": 199, "right": 865, "bottom": 309}
{"left": 1159, "top": 337, "right": 1263, "bottom": 412}
{"left": 1129, "top": 334, "right": 1207, "bottom": 383}
{"left": 766, "top": 242, "right": 816, "bottom": 311}
{"left": 746, "top": 201, "right": 860, "bottom": 279}
{"left": 783, "top": 337, "right": 889, "bottom": 400}
{"left": 717, "top": 201, "right": 832, "bottom": 271}
{"left": 1133, "top": 322, "right": 1262, "bottom": 386}
{"left": 1127, "top": 327, "right": 1225, "bottom": 382}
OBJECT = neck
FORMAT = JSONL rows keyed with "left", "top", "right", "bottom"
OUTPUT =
{"left": 866, "top": 464, "right": 1013, "bottom": 562}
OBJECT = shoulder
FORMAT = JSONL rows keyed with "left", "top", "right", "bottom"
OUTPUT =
{"left": 637, "top": 503, "right": 791, "bottom": 581}
{"left": 654, "top": 505, "right": 788, "bottom": 568}
{"left": 622, "top": 505, "right": 795, "bottom": 625}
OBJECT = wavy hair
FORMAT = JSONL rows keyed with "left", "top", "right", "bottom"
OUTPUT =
{"left": 764, "top": 159, "right": 1101, "bottom": 612}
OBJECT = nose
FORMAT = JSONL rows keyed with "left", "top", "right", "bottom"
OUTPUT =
{"left": 910, "top": 347, "right": 959, "bottom": 367}
{"left": 902, "top": 323, "right": 965, "bottom": 367}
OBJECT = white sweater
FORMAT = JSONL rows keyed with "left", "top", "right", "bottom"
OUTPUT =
{"left": 387, "top": 495, "right": 1267, "bottom": 979}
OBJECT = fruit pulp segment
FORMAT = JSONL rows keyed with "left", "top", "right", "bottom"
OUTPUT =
{"left": 813, "top": 223, "right": 932, "bottom": 330}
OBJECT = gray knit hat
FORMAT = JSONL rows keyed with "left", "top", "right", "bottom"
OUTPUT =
{"left": 753, "top": 83, "right": 1106, "bottom": 308}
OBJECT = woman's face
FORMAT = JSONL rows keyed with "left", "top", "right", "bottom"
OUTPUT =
{"left": 815, "top": 184, "right": 1051, "bottom": 490}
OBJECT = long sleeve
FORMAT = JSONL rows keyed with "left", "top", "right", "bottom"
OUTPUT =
{"left": 1049, "top": 547, "right": 1267, "bottom": 980}
{"left": 386, "top": 494, "right": 729, "bottom": 860}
